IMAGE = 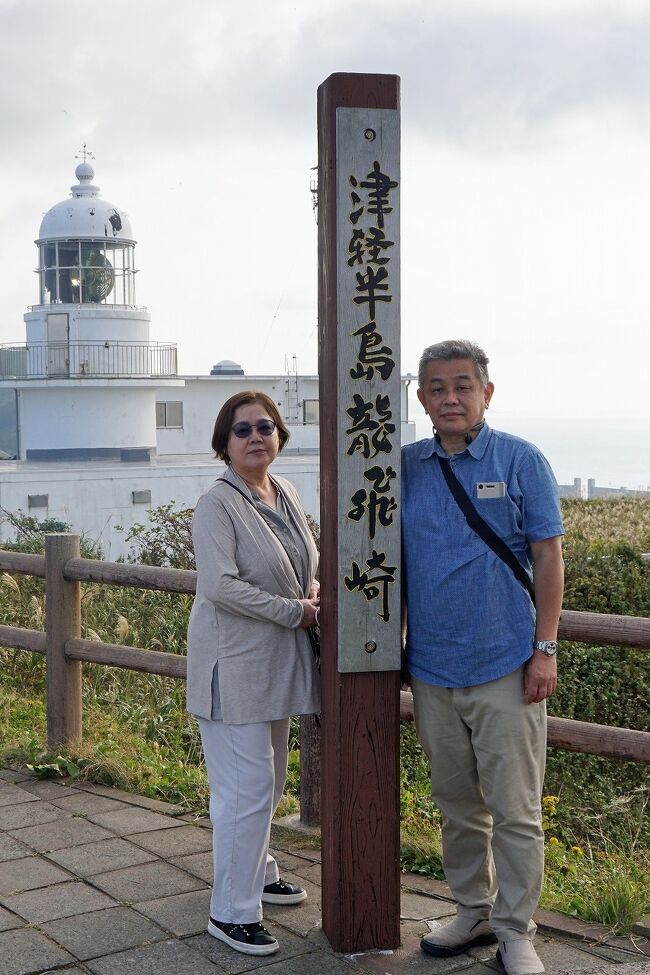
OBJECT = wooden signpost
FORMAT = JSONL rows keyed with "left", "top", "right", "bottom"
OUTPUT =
{"left": 317, "top": 72, "right": 402, "bottom": 953}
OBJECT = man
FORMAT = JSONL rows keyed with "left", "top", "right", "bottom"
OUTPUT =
{"left": 401, "top": 340, "right": 564, "bottom": 975}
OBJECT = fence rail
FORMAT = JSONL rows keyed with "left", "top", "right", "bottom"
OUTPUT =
{"left": 0, "top": 341, "right": 178, "bottom": 379}
{"left": 1, "top": 539, "right": 648, "bottom": 780}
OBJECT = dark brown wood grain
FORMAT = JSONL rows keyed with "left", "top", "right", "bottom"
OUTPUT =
{"left": 318, "top": 72, "right": 401, "bottom": 953}
{"left": 299, "top": 714, "right": 321, "bottom": 826}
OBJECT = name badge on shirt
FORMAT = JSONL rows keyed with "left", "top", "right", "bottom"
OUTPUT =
{"left": 476, "top": 481, "right": 506, "bottom": 499}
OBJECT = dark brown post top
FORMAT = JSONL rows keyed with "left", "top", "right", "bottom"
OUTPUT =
{"left": 317, "top": 71, "right": 401, "bottom": 953}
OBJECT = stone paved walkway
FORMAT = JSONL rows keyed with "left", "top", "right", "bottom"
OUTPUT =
{"left": 0, "top": 766, "right": 648, "bottom": 975}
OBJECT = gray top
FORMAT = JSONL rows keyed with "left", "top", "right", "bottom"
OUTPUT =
{"left": 252, "top": 485, "right": 312, "bottom": 596}
{"left": 186, "top": 466, "right": 320, "bottom": 724}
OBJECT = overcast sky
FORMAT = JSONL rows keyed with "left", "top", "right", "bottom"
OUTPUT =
{"left": 1, "top": 0, "right": 650, "bottom": 439}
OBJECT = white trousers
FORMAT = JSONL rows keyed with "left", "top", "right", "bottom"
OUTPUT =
{"left": 198, "top": 716, "right": 290, "bottom": 924}
{"left": 412, "top": 666, "right": 547, "bottom": 942}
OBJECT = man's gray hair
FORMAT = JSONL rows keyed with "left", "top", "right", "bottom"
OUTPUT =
{"left": 418, "top": 340, "right": 490, "bottom": 388}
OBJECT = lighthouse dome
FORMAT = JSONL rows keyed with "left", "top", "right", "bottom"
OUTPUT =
{"left": 38, "top": 162, "right": 134, "bottom": 243}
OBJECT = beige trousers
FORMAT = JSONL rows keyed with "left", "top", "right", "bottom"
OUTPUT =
{"left": 412, "top": 666, "right": 546, "bottom": 942}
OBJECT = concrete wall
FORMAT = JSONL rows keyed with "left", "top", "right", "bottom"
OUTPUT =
{"left": 25, "top": 307, "right": 151, "bottom": 344}
{"left": 155, "top": 375, "right": 319, "bottom": 454}
{"left": 18, "top": 385, "right": 157, "bottom": 456}
{"left": 0, "top": 456, "right": 321, "bottom": 560}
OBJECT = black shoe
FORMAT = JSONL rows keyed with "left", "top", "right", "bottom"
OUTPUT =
{"left": 262, "top": 878, "right": 308, "bottom": 905}
{"left": 207, "top": 918, "right": 279, "bottom": 955}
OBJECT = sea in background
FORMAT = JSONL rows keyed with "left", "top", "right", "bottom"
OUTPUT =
{"left": 411, "top": 405, "right": 650, "bottom": 493}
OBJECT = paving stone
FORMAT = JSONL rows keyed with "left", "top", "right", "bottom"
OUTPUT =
{"left": 0, "top": 831, "right": 31, "bottom": 863}
{"left": 50, "top": 792, "right": 132, "bottom": 815}
{"left": 47, "top": 836, "right": 159, "bottom": 877}
{"left": 9, "top": 816, "right": 114, "bottom": 851}
{"left": 40, "top": 905, "right": 167, "bottom": 960}
{"left": 0, "top": 799, "right": 66, "bottom": 830}
{"left": 85, "top": 937, "right": 225, "bottom": 974}
{"left": 0, "top": 768, "right": 32, "bottom": 782}
{"left": 600, "top": 934, "right": 650, "bottom": 956}
{"left": 275, "top": 951, "right": 400, "bottom": 975}
{"left": 272, "top": 849, "right": 320, "bottom": 873}
{"left": 0, "top": 853, "right": 72, "bottom": 895}
{"left": 168, "top": 850, "right": 214, "bottom": 883}
{"left": 17, "top": 778, "right": 79, "bottom": 800}
{"left": 572, "top": 941, "right": 650, "bottom": 964}
{"left": 2, "top": 879, "right": 117, "bottom": 923}
{"left": 401, "top": 873, "right": 454, "bottom": 902}
{"left": 635, "top": 915, "right": 650, "bottom": 938}
{"left": 187, "top": 922, "right": 316, "bottom": 973}
{"left": 41, "top": 969, "right": 89, "bottom": 974}
{"left": 0, "top": 926, "right": 76, "bottom": 974}
{"left": 348, "top": 929, "right": 479, "bottom": 974}
{"left": 548, "top": 965, "right": 650, "bottom": 975}
{"left": 87, "top": 806, "right": 183, "bottom": 835}
{"left": 401, "top": 891, "right": 457, "bottom": 921}
{"left": 0, "top": 905, "right": 23, "bottom": 931}
{"left": 529, "top": 935, "right": 619, "bottom": 971}
{"left": 90, "top": 860, "right": 207, "bottom": 903}
{"left": 129, "top": 824, "right": 213, "bottom": 857}
{"left": 179, "top": 813, "right": 212, "bottom": 830}
{"left": 78, "top": 783, "right": 184, "bottom": 815}
{"left": 0, "top": 783, "right": 39, "bottom": 807}
{"left": 136, "top": 887, "right": 212, "bottom": 936}
{"left": 290, "top": 861, "right": 322, "bottom": 885}
{"left": 262, "top": 879, "right": 323, "bottom": 938}
{"left": 534, "top": 906, "right": 614, "bottom": 944}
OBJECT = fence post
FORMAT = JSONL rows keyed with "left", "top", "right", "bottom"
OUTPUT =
{"left": 299, "top": 714, "right": 320, "bottom": 826}
{"left": 45, "top": 533, "right": 82, "bottom": 750}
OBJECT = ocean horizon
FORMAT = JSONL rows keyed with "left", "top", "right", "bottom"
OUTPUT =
{"left": 411, "top": 410, "right": 650, "bottom": 492}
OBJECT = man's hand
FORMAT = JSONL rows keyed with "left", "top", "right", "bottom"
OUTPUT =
{"left": 523, "top": 652, "right": 557, "bottom": 704}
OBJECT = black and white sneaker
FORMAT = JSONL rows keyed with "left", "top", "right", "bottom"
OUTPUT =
{"left": 207, "top": 918, "right": 279, "bottom": 955}
{"left": 262, "top": 878, "right": 308, "bottom": 905}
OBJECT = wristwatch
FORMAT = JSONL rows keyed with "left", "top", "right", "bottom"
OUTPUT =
{"left": 534, "top": 640, "right": 558, "bottom": 656}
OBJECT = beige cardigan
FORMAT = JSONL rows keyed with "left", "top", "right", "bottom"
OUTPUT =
{"left": 186, "top": 467, "right": 320, "bottom": 723}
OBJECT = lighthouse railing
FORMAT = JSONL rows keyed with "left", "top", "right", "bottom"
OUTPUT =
{"left": 0, "top": 341, "right": 178, "bottom": 379}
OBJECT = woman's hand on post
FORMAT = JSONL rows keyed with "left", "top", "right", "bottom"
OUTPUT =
{"left": 299, "top": 597, "right": 320, "bottom": 628}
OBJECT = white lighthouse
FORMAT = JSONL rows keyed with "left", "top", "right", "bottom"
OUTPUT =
{"left": 0, "top": 154, "right": 416, "bottom": 555}
{"left": 9, "top": 153, "right": 180, "bottom": 461}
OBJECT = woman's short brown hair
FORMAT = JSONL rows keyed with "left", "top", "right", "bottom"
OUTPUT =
{"left": 211, "top": 391, "right": 290, "bottom": 464}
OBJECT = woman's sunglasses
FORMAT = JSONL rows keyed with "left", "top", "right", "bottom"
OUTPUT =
{"left": 231, "top": 420, "right": 277, "bottom": 439}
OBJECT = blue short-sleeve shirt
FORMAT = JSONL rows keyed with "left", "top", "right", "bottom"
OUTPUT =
{"left": 401, "top": 423, "right": 564, "bottom": 688}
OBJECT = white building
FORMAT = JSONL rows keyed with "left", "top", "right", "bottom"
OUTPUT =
{"left": 0, "top": 160, "right": 416, "bottom": 558}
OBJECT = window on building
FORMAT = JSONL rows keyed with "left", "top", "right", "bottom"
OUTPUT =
{"left": 156, "top": 401, "right": 183, "bottom": 428}
{"left": 303, "top": 399, "right": 319, "bottom": 424}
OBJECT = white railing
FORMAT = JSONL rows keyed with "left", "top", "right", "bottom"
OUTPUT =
{"left": 0, "top": 341, "right": 177, "bottom": 379}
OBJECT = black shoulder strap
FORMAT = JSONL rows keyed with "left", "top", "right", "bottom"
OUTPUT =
{"left": 435, "top": 455, "right": 536, "bottom": 606}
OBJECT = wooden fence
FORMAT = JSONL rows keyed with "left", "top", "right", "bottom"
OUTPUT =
{"left": 1, "top": 535, "right": 648, "bottom": 822}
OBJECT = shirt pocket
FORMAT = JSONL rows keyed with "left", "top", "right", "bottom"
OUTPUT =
{"left": 473, "top": 493, "right": 522, "bottom": 541}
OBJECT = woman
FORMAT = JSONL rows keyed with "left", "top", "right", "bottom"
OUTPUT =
{"left": 187, "top": 390, "right": 320, "bottom": 957}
